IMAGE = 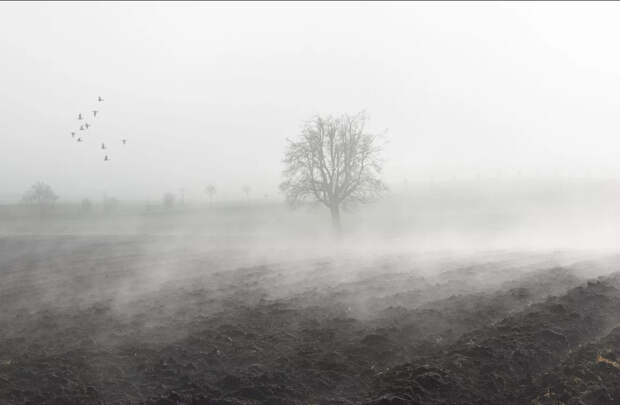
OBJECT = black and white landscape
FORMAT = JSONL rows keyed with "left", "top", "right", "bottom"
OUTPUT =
{"left": 2, "top": 3, "right": 620, "bottom": 405}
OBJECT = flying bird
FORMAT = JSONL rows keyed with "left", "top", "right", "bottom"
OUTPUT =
{"left": 98, "top": 96, "right": 104, "bottom": 102}
{"left": 78, "top": 113, "right": 82, "bottom": 120}
{"left": 92, "top": 110, "right": 98, "bottom": 117}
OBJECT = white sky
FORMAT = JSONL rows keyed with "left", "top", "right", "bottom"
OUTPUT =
{"left": 2, "top": 2, "right": 620, "bottom": 201}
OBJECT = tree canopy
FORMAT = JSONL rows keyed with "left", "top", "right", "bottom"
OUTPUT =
{"left": 280, "top": 112, "right": 385, "bottom": 229}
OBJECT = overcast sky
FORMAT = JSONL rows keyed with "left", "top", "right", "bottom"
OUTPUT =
{"left": 2, "top": 2, "right": 620, "bottom": 201}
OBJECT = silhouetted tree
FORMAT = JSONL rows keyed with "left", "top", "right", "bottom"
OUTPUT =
{"left": 163, "top": 192, "right": 176, "bottom": 210}
{"left": 178, "top": 188, "right": 185, "bottom": 205}
{"left": 21, "top": 182, "right": 58, "bottom": 217}
{"left": 205, "top": 184, "right": 216, "bottom": 206}
{"left": 242, "top": 185, "right": 251, "bottom": 202}
{"left": 280, "top": 112, "right": 386, "bottom": 230}
{"left": 80, "top": 198, "right": 93, "bottom": 213}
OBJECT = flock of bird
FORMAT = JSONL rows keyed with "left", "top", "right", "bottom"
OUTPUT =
{"left": 70, "top": 96, "right": 127, "bottom": 161}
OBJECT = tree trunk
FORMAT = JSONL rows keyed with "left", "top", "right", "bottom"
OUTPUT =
{"left": 330, "top": 204, "right": 341, "bottom": 232}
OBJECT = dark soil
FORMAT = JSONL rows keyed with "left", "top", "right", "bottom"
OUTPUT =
{"left": 1, "top": 236, "right": 619, "bottom": 404}
{"left": 369, "top": 278, "right": 620, "bottom": 405}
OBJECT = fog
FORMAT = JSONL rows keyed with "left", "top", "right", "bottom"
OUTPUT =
{"left": 3, "top": 2, "right": 620, "bottom": 201}
{"left": 3, "top": 0, "right": 620, "bottom": 308}
{"left": 4, "top": 4, "right": 620, "bottom": 404}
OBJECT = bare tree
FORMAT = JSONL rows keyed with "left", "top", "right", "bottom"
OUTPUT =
{"left": 242, "top": 185, "right": 251, "bottom": 202}
{"left": 205, "top": 184, "right": 216, "bottom": 207}
{"left": 21, "top": 182, "right": 59, "bottom": 217}
{"left": 80, "top": 198, "right": 93, "bottom": 214}
{"left": 163, "top": 192, "right": 176, "bottom": 210}
{"left": 280, "top": 112, "right": 386, "bottom": 230}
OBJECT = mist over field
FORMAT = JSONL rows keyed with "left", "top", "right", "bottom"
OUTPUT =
{"left": 3, "top": 2, "right": 620, "bottom": 405}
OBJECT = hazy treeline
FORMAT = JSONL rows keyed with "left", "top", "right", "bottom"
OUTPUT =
{"left": 3, "top": 178, "right": 620, "bottom": 252}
